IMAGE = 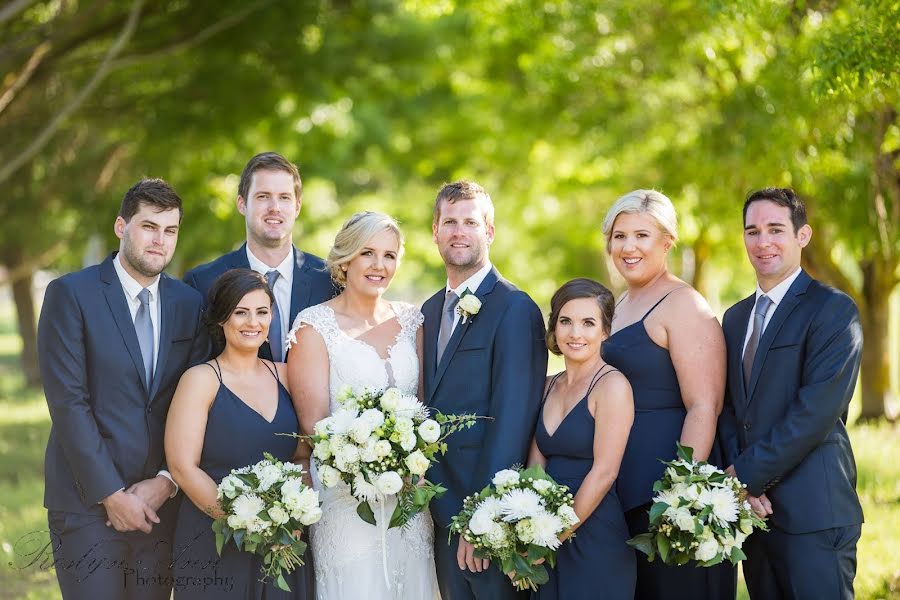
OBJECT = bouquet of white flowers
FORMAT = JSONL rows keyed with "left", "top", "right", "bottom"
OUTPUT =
{"left": 212, "top": 453, "right": 322, "bottom": 591}
{"left": 626, "top": 443, "right": 768, "bottom": 567}
{"left": 449, "top": 465, "right": 579, "bottom": 591}
{"left": 307, "top": 385, "right": 481, "bottom": 529}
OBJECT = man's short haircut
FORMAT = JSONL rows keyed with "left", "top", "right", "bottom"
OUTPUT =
{"left": 743, "top": 187, "right": 807, "bottom": 233}
{"left": 118, "top": 178, "right": 183, "bottom": 222}
{"left": 432, "top": 180, "right": 494, "bottom": 227}
{"left": 238, "top": 152, "right": 302, "bottom": 202}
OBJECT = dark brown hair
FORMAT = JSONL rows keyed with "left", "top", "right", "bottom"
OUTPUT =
{"left": 743, "top": 187, "right": 807, "bottom": 233}
{"left": 238, "top": 152, "right": 302, "bottom": 202}
{"left": 546, "top": 278, "right": 615, "bottom": 356}
{"left": 118, "top": 178, "right": 183, "bottom": 222}
{"left": 206, "top": 269, "right": 274, "bottom": 355}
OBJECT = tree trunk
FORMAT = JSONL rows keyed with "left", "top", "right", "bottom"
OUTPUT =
{"left": 857, "top": 258, "right": 896, "bottom": 422}
{"left": 691, "top": 234, "right": 711, "bottom": 300}
{"left": 6, "top": 255, "right": 40, "bottom": 387}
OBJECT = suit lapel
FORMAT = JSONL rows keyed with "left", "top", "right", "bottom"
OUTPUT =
{"left": 289, "top": 246, "right": 311, "bottom": 323}
{"left": 430, "top": 268, "right": 500, "bottom": 400}
{"left": 746, "top": 271, "right": 811, "bottom": 401}
{"left": 729, "top": 295, "right": 754, "bottom": 405}
{"left": 149, "top": 275, "right": 174, "bottom": 402}
{"left": 100, "top": 255, "right": 150, "bottom": 394}
{"left": 422, "top": 292, "right": 442, "bottom": 380}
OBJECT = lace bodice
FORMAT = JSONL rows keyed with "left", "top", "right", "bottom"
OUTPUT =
{"left": 289, "top": 302, "right": 423, "bottom": 408}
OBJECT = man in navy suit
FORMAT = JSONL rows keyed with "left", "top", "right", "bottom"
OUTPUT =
{"left": 39, "top": 179, "right": 208, "bottom": 599}
{"left": 184, "top": 152, "right": 334, "bottom": 361}
{"left": 719, "top": 188, "right": 863, "bottom": 599}
{"left": 423, "top": 181, "right": 548, "bottom": 600}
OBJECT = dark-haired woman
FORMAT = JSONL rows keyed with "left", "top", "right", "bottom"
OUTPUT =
{"left": 526, "top": 278, "right": 636, "bottom": 599}
{"left": 165, "top": 268, "right": 312, "bottom": 598}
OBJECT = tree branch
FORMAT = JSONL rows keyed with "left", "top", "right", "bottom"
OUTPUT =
{"left": 802, "top": 236, "right": 863, "bottom": 306}
{"left": 0, "top": 40, "right": 50, "bottom": 115}
{"left": 0, "top": 0, "right": 145, "bottom": 185}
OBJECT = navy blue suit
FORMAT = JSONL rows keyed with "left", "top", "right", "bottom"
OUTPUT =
{"left": 39, "top": 253, "right": 208, "bottom": 599}
{"left": 423, "top": 267, "right": 548, "bottom": 600}
{"left": 718, "top": 270, "right": 863, "bottom": 599}
{"left": 183, "top": 243, "right": 335, "bottom": 360}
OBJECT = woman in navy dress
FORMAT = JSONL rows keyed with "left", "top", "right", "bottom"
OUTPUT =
{"left": 600, "top": 190, "right": 735, "bottom": 599}
{"left": 528, "top": 278, "right": 636, "bottom": 600}
{"left": 165, "top": 269, "right": 313, "bottom": 598}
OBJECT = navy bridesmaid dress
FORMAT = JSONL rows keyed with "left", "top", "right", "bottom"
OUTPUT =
{"left": 533, "top": 369, "right": 636, "bottom": 600}
{"left": 602, "top": 291, "right": 736, "bottom": 600}
{"left": 172, "top": 360, "right": 313, "bottom": 599}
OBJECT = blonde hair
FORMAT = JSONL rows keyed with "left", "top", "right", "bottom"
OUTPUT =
{"left": 432, "top": 180, "right": 495, "bottom": 228}
{"left": 602, "top": 189, "right": 679, "bottom": 249}
{"left": 326, "top": 211, "right": 404, "bottom": 287}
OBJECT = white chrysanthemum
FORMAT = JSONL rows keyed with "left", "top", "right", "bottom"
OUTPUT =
{"left": 376, "top": 471, "right": 403, "bottom": 496}
{"left": 353, "top": 474, "right": 378, "bottom": 501}
{"left": 695, "top": 537, "right": 722, "bottom": 562}
{"left": 313, "top": 439, "right": 332, "bottom": 461}
{"left": 393, "top": 416, "right": 415, "bottom": 434}
{"left": 405, "top": 450, "right": 430, "bottom": 476}
{"left": 654, "top": 488, "right": 683, "bottom": 509}
{"left": 394, "top": 395, "right": 426, "bottom": 419}
{"left": 360, "top": 408, "right": 385, "bottom": 428}
{"left": 349, "top": 418, "right": 374, "bottom": 445}
{"left": 665, "top": 506, "right": 697, "bottom": 532}
{"left": 330, "top": 408, "right": 360, "bottom": 435}
{"left": 252, "top": 463, "right": 283, "bottom": 492}
{"left": 418, "top": 419, "right": 441, "bottom": 444}
{"left": 399, "top": 432, "right": 417, "bottom": 452}
{"left": 492, "top": 469, "right": 520, "bottom": 489}
{"left": 319, "top": 465, "right": 342, "bottom": 488}
{"left": 380, "top": 388, "right": 401, "bottom": 411}
{"left": 336, "top": 443, "right": 360, "bottom": 465}
{"left": 557, "top": 505, "right": 579, "bottom": 527}
{"left": 232, "top": 493, "right": 265, "bottom": 524}
{"left": 531, "top": 479, "right": 553, "bottom": 494}
{"left": 499, "top": 488, "right": 544, "bottom": 521}
{"left": 268, "top": 504, "right": 290, "bottom": 526}
{"left": 530, "top": 511, "right": 565, "bottom": 549}
{"left": 699, "top": 487, "right": 739, "bottom": 523}
{"left": 299, "top": 506, "right": 322, "bottom": 526}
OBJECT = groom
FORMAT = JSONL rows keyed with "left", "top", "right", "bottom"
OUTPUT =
{"left": 718, "top": 188, "right": 863, "bottom": 599}
{"left": 423, "top": 181, "right": 548, "bottom": 599}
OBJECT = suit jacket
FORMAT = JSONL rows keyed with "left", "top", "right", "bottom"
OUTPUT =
{"left": 423, "top": 268, "right": 548, "bottom": 528}
{"left": 183, "top": 243, "right": 335, "bottom": 360}
{"left": 718, "top": 269, "right": 864, "bottom": 534}
{"left": 39, "top": 253, "right": 208, "bottom": 515}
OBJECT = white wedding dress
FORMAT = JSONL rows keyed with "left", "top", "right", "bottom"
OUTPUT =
{"left": 290, "top": 302, "right": 440, "bottom": 600}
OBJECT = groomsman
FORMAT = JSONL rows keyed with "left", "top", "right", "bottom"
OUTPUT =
{"left": 39, "top": 179, "right": 208, "bottom": 599}
{"left": 718, "top": 188, "right": 863, "bottom": 599}
{"left": 184, "top": 152, "right": 334, "bottom": 361}
{"left": 423, "top": 181, "right": 548, "bottom": 599}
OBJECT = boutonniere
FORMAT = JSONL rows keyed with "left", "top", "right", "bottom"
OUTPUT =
{"left": 456, "top": 289, "right": 481, "bottom": 324}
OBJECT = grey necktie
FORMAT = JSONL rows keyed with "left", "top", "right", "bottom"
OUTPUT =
{"left": 135, "top": 288, "right": 154, "bottom": 386}
{"left": 266, "top": 270, "right": 283, "bottom": 362}
{"left": 436, "top": 290, "right": 459, "bottom": 365}
{"left": 743, "top": 294, "right": 773, "bottom": 389}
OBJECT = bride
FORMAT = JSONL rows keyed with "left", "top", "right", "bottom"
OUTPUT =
{"left": 287, "top": 211, "right": 439, "bottom": 599}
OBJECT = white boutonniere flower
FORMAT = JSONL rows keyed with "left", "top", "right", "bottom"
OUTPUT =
{"left": 456, "top": 290, "right": 482, "bottom": 324}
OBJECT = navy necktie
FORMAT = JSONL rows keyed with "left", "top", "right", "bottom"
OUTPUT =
{"left": 135, "top": 288, "right": 154, "bottom": 386}
{"left": 743, "top": 294, "right": 772, "bottom": 389}
{"left": 266, "top": 270, "right": 283, "bottom": 362}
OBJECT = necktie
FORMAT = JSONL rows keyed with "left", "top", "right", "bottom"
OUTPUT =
{"left": 436, "top": 291, "right": 459, "bottom": 365}
{"left": 135, "top": 288, "right": 154, "bottom": 387}
{"left": 742, "top": 294, "right": 773, "bottom": 389}
{"left": 266, "top": 270, "right": 283, "bottom": 362}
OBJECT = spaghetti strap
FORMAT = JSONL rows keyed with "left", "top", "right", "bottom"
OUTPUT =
{"left": 542, "top": 373, "right": 565, "bottom": 405}
{"left": 640, "top": 286, "right": 687, "bottom": 321}
{"left": 260, "top": 359, "right": 280, "bottom": 383}
{"left": 205, "top": 359, "right": 223, "bottom": 382}
{"left": 586, "top": 365, "right": 620, "bottom": 397}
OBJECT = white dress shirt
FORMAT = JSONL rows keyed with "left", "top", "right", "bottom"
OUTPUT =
{"left": 445, "top": 261, "right": 493, "bottom": 336}
{"left": 246, "top": 246, "right": 294, "bottom": 356}
{"left": 742, "top": 267, "right": 802, "bottom": 356}
{"left": 113, "top": 254, "right": 160, "bottom": 374}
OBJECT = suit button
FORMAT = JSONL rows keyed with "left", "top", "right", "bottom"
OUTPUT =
{"left": 146, "top": 406, "right": 152, "bottom": 414}
{"left": 743, "top": 422, "right": 751, "bottom": 431}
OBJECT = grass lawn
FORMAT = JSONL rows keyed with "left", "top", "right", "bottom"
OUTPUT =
{"left": 1, "top": 331, "right": 898, "bottom": 599}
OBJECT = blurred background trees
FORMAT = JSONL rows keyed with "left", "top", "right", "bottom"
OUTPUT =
{"left": 1, "top": 0, "right": 897, "bottom": 418}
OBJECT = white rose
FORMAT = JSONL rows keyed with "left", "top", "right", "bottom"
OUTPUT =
{"left": 515, "top": 518, "right": 535, "bottom": 543}
{"left": 393, "top": 417, "right": 414, "bottom": 434}
{"left": 374, "top": 439, "right": 393, "bottom": 459}
{"left": 698, "top": 463, "right": 719, "bottom": 476}
{"left": 375, "top": 471, "right": 404, "bottom": 496}
{"left": 666, "top": 506, "right": 697, "bottom": 532}
{"left": 336, "top": 384, "right": 354, "bottom": 403}
{"left": 399, "top": 432, "right": 417, "bottom": 452}
{"left": 380, "top": 388, "right": 401, "bottom": 411}
{"left": 349, "top": 419, "right": 374, "bottom": 445}
{"left": 557, "top": 505, "right": 579, "bottom": 527}
{"left": 295, "top": 487, "right": 319, "bottom": 513}
{"left": 485, "top": 522, "right": 509, "bottom": 548}
{"left": 227, "top": 514, "right": 244, "bottom": 529}
{"left": 360, "top": 408, "right": 386, "bottom": 428}
{"left": 458, "top": 294, "right": 481, "bottom": 316}
{"left": 252, "top": 463, "right": 283, "bottom": 492}
{"left": 360, "top": 438, "right": 380, "bottom": 463}
{"left": 695, "top": 537, "right": 721, "bottom": 562}
{"left": 299, "top": 506, "right": 322, "bottom": 526}
{"left": 246, "top": 516, "right": 269, "bottom": 534}
{"left": 469, "top": 507, "right": 496, "bottom": 536}
{"left": 531, "top": 479, "right": 553, "bottom": 494}
{"left": 218, "top": 475, "right": 245, "bottom": 500}
{"left": 492, "top": 469, "right": 520, "bottom": 489}
{"left": 319, "top": 465, "right": 342, "bottom": 488}
{"left": 313, "top": 417, "right": 333, "bottom": 437}
{"left": 330, "top": 408, "right": 360, "bottom": 435}
{"left": 418, "top": 419, "right": 441, "bottom": 444}
{"left": 313, "top": 439, "right": 332, "bottom": 461}
{"left": 337, "top": 443, "right": 360, "bottom": 465}
{"left": 268, "top": 504, "right": 290, "bottom": 526}
{"left": 405, "top": 450, "right": 431, "bottom": 476}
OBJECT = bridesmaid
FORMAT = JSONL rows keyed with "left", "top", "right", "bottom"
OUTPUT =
{"left": 528, "top": 278, "right": 636, "bottom": 600}
{"left": 165, "top": 269, "right": 313, "bottom": 598}
{"left": 600, "top": 190, "right": 735, "bottom": 599}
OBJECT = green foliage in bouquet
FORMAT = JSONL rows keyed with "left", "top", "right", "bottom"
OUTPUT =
{"left": 450, "top": 465, "right": 578, "bottom": 591}
{"left": 627, "top": 443, "right": 768, "bottom": 568}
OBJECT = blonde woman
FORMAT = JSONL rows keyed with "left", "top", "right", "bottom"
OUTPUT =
{"left": 286, "top": 212, "right": 438, "bottom": 599}
{"left": 600, "top": 190, "right": 735, "bottom": 599}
